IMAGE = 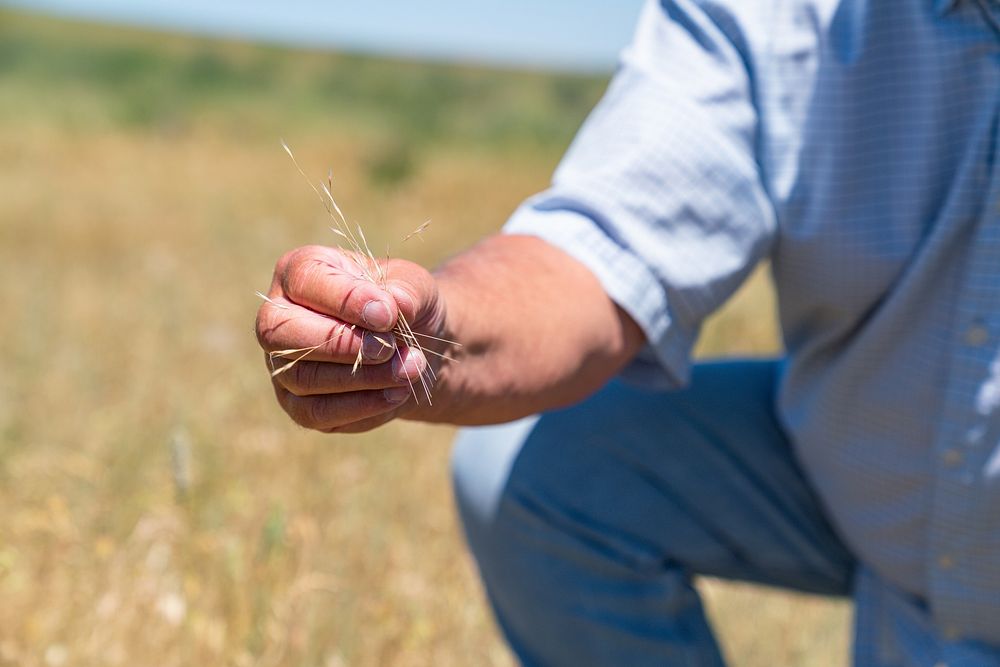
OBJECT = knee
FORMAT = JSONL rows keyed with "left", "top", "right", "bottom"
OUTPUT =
{"left": 451, "top": 417, "right": 540, "bottom": 555}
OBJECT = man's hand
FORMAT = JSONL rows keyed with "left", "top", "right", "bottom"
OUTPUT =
{"left": 258, "top": 235, "right": 645, "bottom": 430}
{"left": 255, "top": 245, "right": 447, "bottom": 433}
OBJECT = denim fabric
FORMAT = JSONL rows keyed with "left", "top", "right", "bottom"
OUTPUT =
{"left": 455, "top": 362, "right": 857, "bottom": 666}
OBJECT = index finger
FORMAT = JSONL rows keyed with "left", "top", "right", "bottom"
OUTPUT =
{"left": 256, "top": 297, "right": 395, "bottom": 365}
{"left": 273, "top": 245, "right": 399, "bottom": 332}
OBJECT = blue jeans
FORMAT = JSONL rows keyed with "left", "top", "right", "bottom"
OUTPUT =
{"left": 452, "top": 360, "right": 855, "bottom": 666}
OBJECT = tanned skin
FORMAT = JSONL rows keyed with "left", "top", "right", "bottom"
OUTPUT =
{"left": 255, "top": 234, "right": 645, "bottom": 432}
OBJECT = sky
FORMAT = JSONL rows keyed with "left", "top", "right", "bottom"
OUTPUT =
{"left": 0, "top": 0, "right": 647, "bottom": 72}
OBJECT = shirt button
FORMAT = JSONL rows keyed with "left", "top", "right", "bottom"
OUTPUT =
{"left": 938, "top": 554, "right": 956, "bottom": 570}
{"left": 935, "top": 662, "right": 950, "bottom": 667}
{"left": 944, "top": 626, "right": 961, "bottom": 641}
{"left": 964, "top": 323, "right": 989, "bottom": 346}
{"left": 942, "top": 449, "right": 963, "bottom": 467}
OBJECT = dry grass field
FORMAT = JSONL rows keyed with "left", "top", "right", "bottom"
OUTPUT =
{"left": 0, "top": 10, "right": 849, "bottom": 666}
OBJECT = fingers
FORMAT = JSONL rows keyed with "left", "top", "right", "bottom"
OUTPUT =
{"left": 270, "top": 245, "right": 441, "bottom": 333}
{"left": 275, "top": 358, "right": 399, "bottom": 396}
{"left": 272, "top": 245, "right": 399, "bottom": 332}
{"left": 260, "top": 245, "right": 444, "bottom": 434}
{"left": 273, "top": 384, "right": 413, "bottom": 432}
{"left": 256, "top": 299, "right": 395, "bottom": 365}
{"left": 272, "top": 346, "right": 428, "bottom": 397}
{"left": 269, "top": 345, "right": 429, "bottom": 432}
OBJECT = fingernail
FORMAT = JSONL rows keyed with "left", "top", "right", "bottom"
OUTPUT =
{"left": 383, "top": 387, "right": 411, "bottom": 404}
{"left": 362, "top": 300, "right": 393, "bottom": 330}
{"left": 362, "top": 331, "right": 395, "bottom": 362}
{"left": 392, "top": 347, "right": 427, "bottom": 381}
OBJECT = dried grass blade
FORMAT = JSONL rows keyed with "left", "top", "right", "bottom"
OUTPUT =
{"left": 408, "top": 331, "right": 463, "bottom": 347}
{"left": 351, "top": 348, "right": 363, "bottom": 375}
{"left": 256, "top": 291, "right": 290, "bottom": 309}
{"left": 268, "top": 329, "right": 352, "bottom": 377}
{"left": 320, "top": 182, "right": 348, "bottom": 229}
{"left": 403, "top": 220, "right": 431, "bottom": 243}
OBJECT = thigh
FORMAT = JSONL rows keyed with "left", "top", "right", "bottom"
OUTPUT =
{"left": 453, "top": 359, "right": 855, "bottom": 595}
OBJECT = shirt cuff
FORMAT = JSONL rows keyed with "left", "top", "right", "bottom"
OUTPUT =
{"left": 503, "top": 202, "right": 695, "bottom": 389}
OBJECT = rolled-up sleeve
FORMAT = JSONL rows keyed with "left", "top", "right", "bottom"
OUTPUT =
{"left": 504, "top": 0, "right": 777, "bottom": 387}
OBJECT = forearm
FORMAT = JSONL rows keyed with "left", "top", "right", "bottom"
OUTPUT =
{"left": 420, "top": 234, "right": 645, "bottom": 425}
{"left": 257, "top": 234, "right": 645, "bottom": 433}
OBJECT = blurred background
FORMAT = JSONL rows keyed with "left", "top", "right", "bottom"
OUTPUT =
{"left": 0, "top": 2, "right": 849, "bottom": 665}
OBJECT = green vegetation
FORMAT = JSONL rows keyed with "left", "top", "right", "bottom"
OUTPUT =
{"left": 0, "top": 10, "right": 607, "bottom": 151}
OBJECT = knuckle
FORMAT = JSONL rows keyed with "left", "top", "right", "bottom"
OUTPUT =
{"left": 279, "top": 365, "right": 303, "bottom": 395}
{"left": 254, "top": 308, "right": 267, "bottom": 347}
{"left": 286, "top": 361, "right": 321, "bottom": 396}
{"left": 254, "top": 308, "right": 283, "bottom": 351}
{"left": 255, "top": 306, "right": 273, "bottom": 341}
{"left": 283, "top": 250, "right": 323, "bottom": 297}
{"left": 286, "top": 363, "right": 309, "bottom": 394}
{"left": 301, "top": 244, "right": 330, "bottom": 257}
{"left": 302, "top": 396, "right": 325, "bottom": 427}
{"left": 274, "top": 248, "right": 300, "bottom": 277}
{"left": 279, "top": 244, "right": 306, "bottom": 273}
{"left": 286, "top": 394, "right": 322, "bottom": 428}
{"left": 277, "top": 390, "right": 300, "bottom": 423}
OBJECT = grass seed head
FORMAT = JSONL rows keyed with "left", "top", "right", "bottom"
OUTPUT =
{"left": 260, "top": 143, "right": 462, "bottom": 404}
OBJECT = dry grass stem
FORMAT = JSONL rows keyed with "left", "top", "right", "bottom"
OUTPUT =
{"left": 265, "top": 326, "right": 355, "bottom": 377}
{"left": 403, "top": 220, "right": 431, "bottom": 243}
{"left": 255, "top": 291, "right": 289, "bottom": 309}
{"left": 264, "top": 142, "right": 462, "bottom": 404}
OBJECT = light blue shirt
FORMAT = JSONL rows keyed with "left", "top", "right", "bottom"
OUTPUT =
{"left": 504, "top": 0, "right": 1000, "bottom": 663}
